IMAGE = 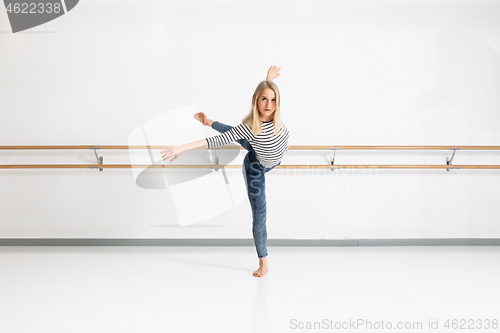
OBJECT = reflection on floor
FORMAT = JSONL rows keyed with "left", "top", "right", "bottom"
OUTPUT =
{"left": 1, "top": 246, "right": 499, "bottom": 333}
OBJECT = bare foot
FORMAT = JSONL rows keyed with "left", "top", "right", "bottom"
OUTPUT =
{"left": 253, "top": 257, "right": 268, "bottom": 277}
{"left": 193, "top": 112, "right": 210, "bottom": 126}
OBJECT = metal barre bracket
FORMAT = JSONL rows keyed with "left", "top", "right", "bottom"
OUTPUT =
{"left": 330, "top": 147, "right": 340, "bottom": 171}
{"left": 446, "top": 148, "right": 460, "bottom": 172}
{"left": 214, "top": 156, "right": 220, "bottom": 171}
{"left": 210, "top": 148, "right": 220, "bottom": 171}
{"left": 91, "top": 148, "right": 103, "bottom": 172}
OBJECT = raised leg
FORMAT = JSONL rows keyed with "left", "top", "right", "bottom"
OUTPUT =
{"left": 211, "top": 121, "right": 253, "bottom": 152}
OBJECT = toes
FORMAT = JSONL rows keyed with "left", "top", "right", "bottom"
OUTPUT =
{"left": 254, "top": 270, "right": 266, "bottom": 277}
{"left": 253, "top": 267, "right": 268, "bottom": 277}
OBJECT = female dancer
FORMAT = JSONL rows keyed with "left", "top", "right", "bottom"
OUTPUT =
{"left": 161, "top": 65, "right": 289, "bottom": 277}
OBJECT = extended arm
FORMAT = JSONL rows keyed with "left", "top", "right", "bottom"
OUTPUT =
{"left": 183, "top": 138, "right": 209, "bottom": 151}
{"left": 161, "top": 123, "right": 252, "bottom": 162}
{"left": 161, "top": 139, "right": 208, "bottom": 163}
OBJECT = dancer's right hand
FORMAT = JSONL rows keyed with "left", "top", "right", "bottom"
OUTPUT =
{"left": 266, "top": 65, "right": 281, "bottom": 81}
{"left": 161, "top": 145, "right": 184, "bottom": 162}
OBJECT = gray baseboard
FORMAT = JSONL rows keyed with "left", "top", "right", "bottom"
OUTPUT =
{"left": 0, "top": 238, "right": 499, "bottom": 246}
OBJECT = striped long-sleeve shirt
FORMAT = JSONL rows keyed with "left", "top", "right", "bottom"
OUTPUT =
{"left": 206, "top": 120, "right": 290, "bottom": 168}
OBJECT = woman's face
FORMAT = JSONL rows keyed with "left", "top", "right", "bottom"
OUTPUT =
{"left": 257, "top": 88, "right": 277, "bottom": 121}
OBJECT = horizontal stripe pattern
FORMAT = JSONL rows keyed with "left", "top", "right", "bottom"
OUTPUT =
{"left": 206, "top": 121, "right": 290, "bottom": 168}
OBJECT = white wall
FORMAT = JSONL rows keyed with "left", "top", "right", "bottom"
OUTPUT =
{"left": 1, "top": 0, "right": 499, "bottom": 239}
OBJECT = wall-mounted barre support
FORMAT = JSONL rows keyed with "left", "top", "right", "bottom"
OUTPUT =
{"left": 91, "top": 148, "right": 104, "bottom": 172}
{"left": 1, "top": 164, "right": 499, "bottom": 170}
{"left": 210, "top": 147, "right": 229, "bottom": 184}
{"left": 330, "top": 147, "right": 340, "bottom": 172}
{"left": 1, "top": 145, "right": 500, "bottom": 150}
{"left": 212, "top": 147, "right": 220, "bottom": 172}
{"left": 1, "top": 146, "right": 499, "bottom": 171}
{"left": 446, "top": 148, "right": 459, "bottom": 172}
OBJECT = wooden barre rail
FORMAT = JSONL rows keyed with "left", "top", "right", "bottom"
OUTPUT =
{"left": 1, "top": 145, "right": 499, "bottom": 170}
{"left": 1, "top": 145, "right": 500, "bottom": 150}
{"left": 0, "top": 164, "right": 499, "bottom": 169}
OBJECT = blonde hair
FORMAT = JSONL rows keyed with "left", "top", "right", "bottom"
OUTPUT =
{"left": 242, "top": 80, "right": 285, "bottom": 137}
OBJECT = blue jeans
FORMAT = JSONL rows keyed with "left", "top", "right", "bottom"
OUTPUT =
{"left": 211, "top": 121, "right": 280, "bottom": 258}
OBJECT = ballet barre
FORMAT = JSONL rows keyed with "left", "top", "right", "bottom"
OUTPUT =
{"left": 0, "top": 164, "right": 499, "bottom": 170}
{"left": 1, "top": 145, "right": 500, "bottom": 150}
{"left": 0, "top": 145, "right": 499, "bottom": 171}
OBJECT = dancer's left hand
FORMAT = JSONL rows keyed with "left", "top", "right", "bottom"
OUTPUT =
{"left": 161, "top": 145, "right": 184, "bottom": 162}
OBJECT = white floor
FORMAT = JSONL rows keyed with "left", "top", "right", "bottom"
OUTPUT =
{"left": 1, "top": 246, "right": 499, "bottom": 333}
